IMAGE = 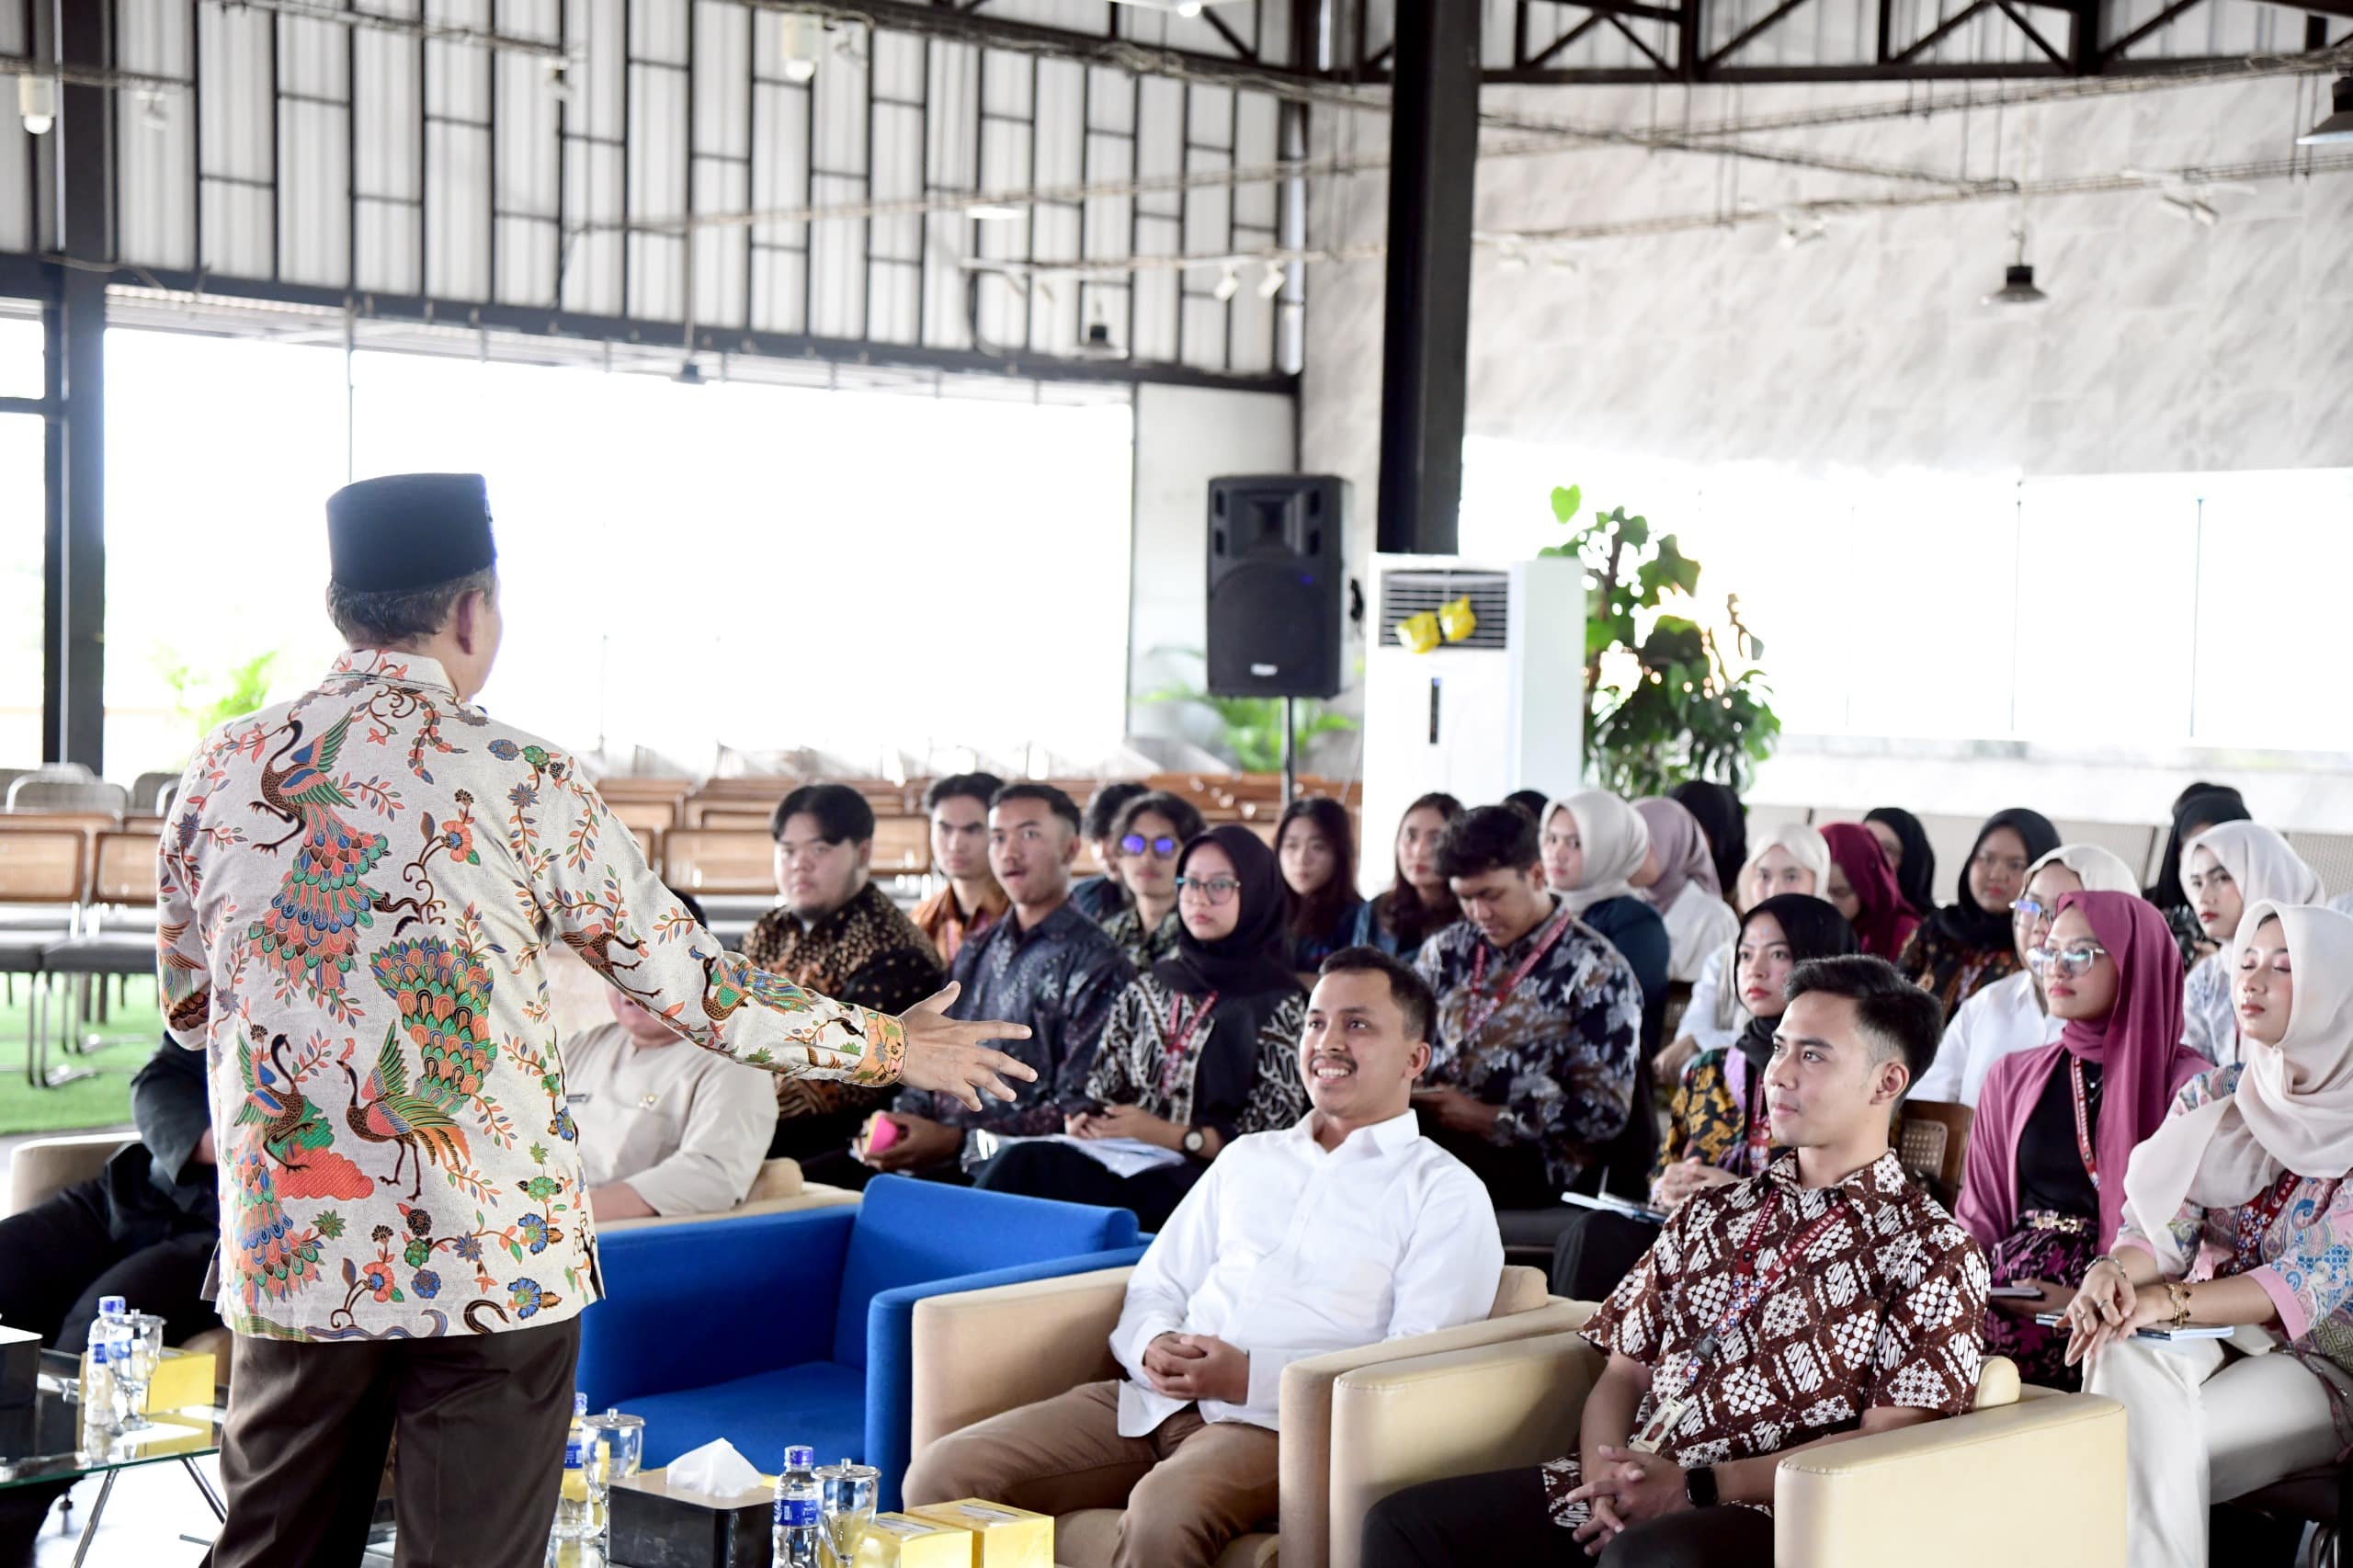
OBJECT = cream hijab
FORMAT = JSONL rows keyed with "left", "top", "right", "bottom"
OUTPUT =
{"left": 2026, "top": 843, "right": 2143, "bottom": 898}
{"left": 2180, "top": 822, "right": 2325, "bottom": 911}
{"left": 1706, "top": 824, "right": 1835, "bottom": 1031}
{"left": 1546, "top": 791, "right": 1653, "bottom": 917}
{"left": 2121, "top": 901, "right": 2353, "bottom": 1271}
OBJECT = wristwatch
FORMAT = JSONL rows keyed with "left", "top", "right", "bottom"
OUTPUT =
{"left": 1685, "top": 1465, "right": 1719, "bottom": 1508}
{"left": 1181, "top": 1127, "right": 1208, "bottom": 1158}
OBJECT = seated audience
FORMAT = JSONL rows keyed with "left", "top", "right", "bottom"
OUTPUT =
{"left": 1350, "top": 791, "right": 1465, "bottom": 960}
{"left": 1899, "top": 807, "right": 2061, "bottom": 1024}
{"left": 1668, "top": 779, "right": 1747, "bottom": 901}
{"left": 975, "top": 825, "right": 1310, "bottom": 1229}
{"left": 1363, "top": 956, "right": 1984, "bottom": 1568}
{"left": 904, "top": 948, "right": 1503, "bottom": 1568}
{"left": 2142, "top": 782, "right": 2252, "bottom": 967}
{"left": 1863, "top": 804, "right": 1937, "bottom": 917}
{"left": 564, "top": 901, "right": 782, "bottom": 1219}
{"left": 1912, "top": 843, "right": 2142, "bottom": 1107}
{"left": 1658, "top": 823, "right": 1831, "bottom": 1083}
{"left": 1631, "top": 795, "right": 1737, "bottom": 985}
{"left": 1414, "top": 805, "right": 1643, "bottom": 1208}
{"left": 1551, "top": 894, "right": 1856, "bottom": 1302}
{"left": 1956, "top": 891, "right": 2201, "bottom": 1387}
{"left": 0, "top": 1036, "right": 215, "bottom": 1351}
{"left": 859, "top": 783, "right": 1134, "bottom": 1184}
{"left": 1819, "top": 821, "right": 1918, "bottom": 960}
{"left": 743, "top": 786, "right": 947, "bottom": 1161}
{"left": 1275, "top": 795, "right": 1364, "bottom": 972}
{"left": 1072, "top": 780, "right": 1150, "bottom": 924}
{"left": 2177, "top": 821, "right": 2323, "bottom": 1065}
{"left": 2068, "top": 902, "right": 2353, "bottom": 1568}
{"left": 1543, "top": 790, "right": 1672, "bottom": 1055}
{"left": 1099, "top": 790, "right": 1208, "bottom": 971}
{"left": 911, "top": 771, "right": 1010, "bottom": 965}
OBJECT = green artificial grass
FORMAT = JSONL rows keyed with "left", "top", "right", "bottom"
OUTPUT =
{"left": 0, "top": 977, "right": 165, "bottom": 1135}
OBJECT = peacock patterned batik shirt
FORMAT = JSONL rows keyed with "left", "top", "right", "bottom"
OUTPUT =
{"left": 156, "top": 650, "right": 905, "bottom": 1343}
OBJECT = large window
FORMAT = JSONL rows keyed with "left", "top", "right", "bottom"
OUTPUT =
{"left": 0, "top": 314, "right": 44, "bottom": 767}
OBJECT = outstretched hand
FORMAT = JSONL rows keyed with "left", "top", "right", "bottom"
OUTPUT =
{"left": 894, "top": 983, "right": 1037, "bottom": 1112}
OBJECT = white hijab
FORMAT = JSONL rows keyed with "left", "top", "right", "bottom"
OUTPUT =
{"left": 2181, "top": 822, "right": 2324, "bottom": 911}
{"left": 1546, "top": 790, "right": 1652, "bottom": 917}
{"left": 2121, "top": 901, "right": 2353, "bottom": 1271}
{"left": 2026, "top": 843, "right": 2143, "bottom": 898}
{"left": 1707, "top": 824, "right": 1835, "bottom": 1030}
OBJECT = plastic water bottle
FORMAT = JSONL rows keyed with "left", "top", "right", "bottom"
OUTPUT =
{"left": 86, "top": 1295, "right": 131, "bottom": 1433}
{"left": 552, "top": 1392, "right": 596, "bottom": 1540}
{"left": 771, "top": 1445, "right": 821, "bottom": 1567}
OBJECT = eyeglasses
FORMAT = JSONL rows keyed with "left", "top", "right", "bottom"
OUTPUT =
{"left": 1120, "top": 834, "right": 1181, "bottom": 858}
{"left": 2027, "top": 941, "right": 2109, "bottom": 979}
{"left": 2008, "top": 897, "right": 2052, "bottom": 923}
{"left": 1176, "top": 876, "right": 1241, "bottom": 905}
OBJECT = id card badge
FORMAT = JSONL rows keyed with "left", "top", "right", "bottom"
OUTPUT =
{"left": 1629, "top": 1393, "right": 1691, "bottom": 1456}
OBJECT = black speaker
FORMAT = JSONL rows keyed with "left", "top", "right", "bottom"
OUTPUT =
{"left": 1206, "top": 474, "right": 1350, "bottom": 699}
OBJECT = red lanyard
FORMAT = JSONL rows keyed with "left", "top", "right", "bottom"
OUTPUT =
{"left": 1683, "top": 1191, "right": 1849, "bottom": 1372}
{"left": 2068, "top": 1056, "right": 2100, "bottom": 1189}
{"left": 1465, "top": 905, "right": 1573, "bottom": 1044}
{"left": 2231, "top": 1171, "right": 2340, "bottom": 1276}
{"left": 1158, "top": 990, "right": 1220, "bottom": 1100}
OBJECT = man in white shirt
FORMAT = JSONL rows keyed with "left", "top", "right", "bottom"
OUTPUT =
{"left": 901, "top": 947, "right": 1506, "bottom": 1568}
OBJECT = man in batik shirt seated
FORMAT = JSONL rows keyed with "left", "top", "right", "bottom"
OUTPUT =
{"left": 1361, "top": 955, "right": 1989, "bottom": 1568}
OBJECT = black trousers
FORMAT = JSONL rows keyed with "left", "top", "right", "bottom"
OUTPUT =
{"left": 970, "top": 1140, "right": 1205, "bottom": 1231}
{"left": 1361, "top": 1465, "right": 1775, "bottom": 1568}
{"left": 1416, "top": 1119, "right": 1560, "bottom": 1210}
{"left": 0, "top": 1176, "right": 218, "bottom": 1352}
{"left": 1551, "top": 1210, "right": 1665, "bottom": 1301}
{"left": 202, "top": 1316, "right": 582, "bottom": 1568}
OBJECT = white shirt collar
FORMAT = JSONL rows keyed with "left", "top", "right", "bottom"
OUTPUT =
{"left": 1286, "top": 1106, "right": 1423, "bottom": 1157}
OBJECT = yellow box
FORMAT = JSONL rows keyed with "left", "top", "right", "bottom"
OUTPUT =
{"left": 78, "top": 1345, "right": 217, "bottom": 1414}
{"left": 905, "top": 1499, "right": 1053, "bottom": 1568}
{"left": 851, "top": 1512, "right": 974, "bottom": 1568}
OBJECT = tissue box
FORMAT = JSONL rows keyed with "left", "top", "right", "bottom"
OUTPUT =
{"left": 852, "top": 1513, "right": 972, "bottom": 1568}
{"left": 904, "top": 1500, "right": 1052, "bottom": 1568}
{"left": 0, "top": 1325, "right": 37, "bottom": 1410}
{"left": 74, "top": 1345, "right": 218, "bottom": 1414}
{"left": 608, "top": 1467, "right": 777, "bottom": 1568}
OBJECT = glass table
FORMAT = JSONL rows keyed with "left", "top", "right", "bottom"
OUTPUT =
{"left": 0, "top": 1350, "right": 225, "bottom": 1567}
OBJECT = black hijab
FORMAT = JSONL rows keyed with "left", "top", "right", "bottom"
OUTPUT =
{"left": 1733, "top": 894, "right": 1860, "bottom": 1068}
{"left": 1926, "top": 807, "right": 2061, "bottom": 951}
{"left": 1670, "top": 781, "right": 1747, "bottom": 903}
{"left": 1156, "top": 825, "right": 1302, "bottom": 999}
{"left": 1864, "top": 807, "right": 1937, "bottom": 917}
{"left": 2143, "top": 784, "right": 2250, "bottom": 911}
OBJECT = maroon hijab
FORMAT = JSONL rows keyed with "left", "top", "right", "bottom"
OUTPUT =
{"left": 1820, "top": 822, "right": 1919, "bottom": 960}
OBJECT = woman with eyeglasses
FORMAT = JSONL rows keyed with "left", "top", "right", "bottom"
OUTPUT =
{"left": 1655, "top": 822, "right": 1833, "bottom": 1085}
{"left": 2177, "top": 822, "right": 2323, "bottom": 1067}
{"left": 1275, "top": 796, "right": 1365, "bottom": 974}
{"left": 1349, "top": 792, "right": 1465, "bottom": 961}
{"left": 1096, "top": 790, "right": 1207, "bottom": 971}
{"left": 1898, "top": 807, "right": 2062, "bottom": 1025}
{"left": 1819, "top": 822, "right": 1919, "bottom": 960}
{"left": 2067, "top": 903, "right": 2353, "bottom": 1568}
{"left": 1913, "top": 844, "right": 2142, "bottom": 1108}
{"left": 972, "top": 825, "right": 1309, "bottom": 1228}
{"left": 1955, "top": 890, "right": 2201, "bottom": 1388}
{"left": 1541, "top": 791, "right": 1673, "bottom": 1054}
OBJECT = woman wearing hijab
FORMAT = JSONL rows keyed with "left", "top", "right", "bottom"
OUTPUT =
{"left": 1899, "top": 807, "right": 2062, "bottom": 1025}
{"left": 1541, "top": 791, "right": 1672, "bottom": 1054}
{"left": 1656, "top": 823, "right": 1835, "bottom": 1083}
{"left": 1631, "top": 796, "right": 1738, "bottom": 984}
{"left": 1914, "top": 844, "right": 2143, "bottom": 1108}
{"left": 1956, "top": 891, "right": 2203, "bottom": 1388}
{"left": 1274, "top": 795, "right": 1363, "bottom": 973}
{"left": 2177, "top": 822, "right": 2324, "bottom": 1067}
{"left": 972, "top": 825, "right": 1308, "bottom": 1229}
{"left": 1864, "top": 806, "right": 1937, "bottom": 917}
{"left": 2064, "top": 903, "right": 2353, "bottom": 1568}
{"left": 2143, "top": 782, "right": 2252, "bottom": 966}
{"left": 1349, "top": 792, "right": 1464, "bottom": 960}
{"left": 1820, "top": 822, "right": 1920, "bottom": 960}
{"left": 1668, "top": 779, "right": 1746, "bottom": 902}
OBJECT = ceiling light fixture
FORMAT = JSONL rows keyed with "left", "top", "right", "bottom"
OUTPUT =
{"left": 17, "top": 74, "right": 56, "bottom": 137}
{"left": 138, "top": 87, "right": 169, "bottom": 130}
{"left": 967, "top": 201, "right": 1024, "bottom": 222}
{"left": 2160, "top": 192, "right": 2221, "bottom": 227}
{"left": 779, "top": 14, "right": 824, "bottom": 84}
{"left": 1779, "top": 215, "right": 1828, "bottom": 248}
{"left": 1211, "top": 263, "right": 1241, "bottom": 301}
{"left": 1256, "top": 262, "right": 1286, "bottom": 299}
{"left": 2300, "top": 74, "right": 2353, "bottom": 146}
{"left": 1983, "top": 226, "right": 2049, "bottom": 307}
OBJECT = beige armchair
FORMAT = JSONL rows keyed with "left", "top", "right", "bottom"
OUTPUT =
{"left": 5, "top": 1131, "right": 136, "bottom": 1218}
{"left": 905, "top": 1263, "right": 1584, "bottom": 1568}
{"left": 1327, "top": 1335, "right": 2126, "bottom": 1568}
{"left": 591, "top": 1157, "right": 860, "bottom": 1232}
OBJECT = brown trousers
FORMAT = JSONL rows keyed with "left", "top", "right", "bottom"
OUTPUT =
{"left": 901, "top": 1381, "right": 1280, "bottom": 1568}
{"left": 203, "top": 1317, "right": 582, "bottom": 1568}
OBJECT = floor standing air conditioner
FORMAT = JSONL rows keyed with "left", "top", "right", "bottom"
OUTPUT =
{"left": 1358, "top": 554, "right": 1586, "bottom": 898}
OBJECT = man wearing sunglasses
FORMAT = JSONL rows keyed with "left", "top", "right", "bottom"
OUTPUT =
{"left": 1099, "top": 791, "right": 1209, "bottom": 971}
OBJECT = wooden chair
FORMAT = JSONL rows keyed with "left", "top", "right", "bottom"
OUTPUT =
{"left": 608, "top": 798, "right": 679, "bottom": 835}
{"left": 1898, "top": 1100, "right": 1973, "bottom": 1209}
{"left": 661, "top": 828, "right": 779, "bottom": 897}
{"left": 867, "top": 816, "right": 932, "bottom": 876}
{"left": 7, "top": 777, "right": 130, "bottom": 815}
{"left": 0, "top": 830, "right": 87, "bottom": 1084}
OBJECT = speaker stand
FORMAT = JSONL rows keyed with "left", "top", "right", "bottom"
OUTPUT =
{"left": 1281, "top": 697, "right": 1299, "bottom": 808}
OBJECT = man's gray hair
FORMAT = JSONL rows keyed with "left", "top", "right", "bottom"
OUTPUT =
{"left": 325, "top": 567, "right": 497, "bottom": 648}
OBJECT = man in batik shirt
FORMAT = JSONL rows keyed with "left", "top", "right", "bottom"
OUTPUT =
{"left": 162, "top": 473, "right": 1032, "bottom": 1568}
{"left": 1412, "top": 805, "right": 1644, "bottom": 1208}
{"left": 1362, "top": 955, "right": 1989, "bottom": 1568}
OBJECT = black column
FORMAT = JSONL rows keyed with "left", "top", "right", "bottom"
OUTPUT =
{"left": 1374, "top": 0, "right": 1480, "bottom": 557}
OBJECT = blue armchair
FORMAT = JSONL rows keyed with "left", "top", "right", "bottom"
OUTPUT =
{"left": 575, "top": 1175, "right": 1145, "bottom": 1508}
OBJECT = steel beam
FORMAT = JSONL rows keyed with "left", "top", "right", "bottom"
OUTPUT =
{"left": 45, "top": 0, "right": 108, "bottom": 771}
{"left": 1374, "top": 0, "right": 1478, "bottom": 556}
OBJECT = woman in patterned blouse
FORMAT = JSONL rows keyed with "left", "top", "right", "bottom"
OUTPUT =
{"left": 2068, "top": 902, "right": 2353, "bottom": 1568}
{"left": 973, "top": 824, "right": 1308, "bottom": 1228}
{"left": 1096, "top": 790, "right": 1205, "bottom": 971}
{"left": 1897, "top": 807, "right": 2061, "bottom": 1025}
{"left": 1348, "top": 792, "right": 1464, "bottom": 961}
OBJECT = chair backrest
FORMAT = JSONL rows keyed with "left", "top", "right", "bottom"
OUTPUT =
{"left": 835, "top": 1177, "right": 1140, "bottom": 1369}
{"left": 90, "top": 829, "right": 162, "bottom": 906}
{"left": 694, "top": 806, "right": 776, "bottom": 832}
{"left": 608, "top": 798, "right": 680, "bottom": 835}
{"left": 0, "top": 829, "right": 88, "bottom": 905}
{"left": 868, "top": 816, "right": 931, "bottom": 875}
{"left": 1898, "top": 1100, "right": 1973, "bottom": 1204}
{"left": 130, "top": 770, "right": 183, "bottom": 813}
{"left": 1490, "top": 1265, "right": 1552, "bottom": 1318}
{"left": 7, "top": 778, "right": 129, "bottom": 816}
{"left": 661, "top": 828, "right": 778, "bottom": 895}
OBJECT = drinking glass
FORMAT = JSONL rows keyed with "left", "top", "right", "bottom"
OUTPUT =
{"left": 584, "top": 1410, "right": 644, "bottom": 1535}
{"left": 116, "top": 1315, "right": 165, "bottom": 1425}
{"left": 819, "top": 1460, "right": 879, "bottom": 1567}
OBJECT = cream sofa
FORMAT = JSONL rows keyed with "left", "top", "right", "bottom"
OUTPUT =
{"left": 905, "top": 1263, "right": 1582, "bottom": 1568}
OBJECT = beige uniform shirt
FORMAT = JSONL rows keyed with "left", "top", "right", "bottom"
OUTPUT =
{"left": 565, "top": 1021, "right": 779, "bottom": 1215}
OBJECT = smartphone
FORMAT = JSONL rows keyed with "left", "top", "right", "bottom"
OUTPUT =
{"left": 1989, "top": 1284, "right": 2045, "bottom": 1300}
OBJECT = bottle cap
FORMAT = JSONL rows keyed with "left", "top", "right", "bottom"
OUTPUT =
{"left": 98, "top": 1296, "right": 126, "bottom": 1318}
{"left": 573, "top": 1392, "right": 588, "bottom": 1415}
{"left": 784, "top": 1445, "right": 814, "bottom": 1470}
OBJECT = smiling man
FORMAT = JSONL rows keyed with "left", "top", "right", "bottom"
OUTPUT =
{"left": 904, "top": 947, "right": 1503, "bottom": 1568}
{"left": 1363, "top": 954, "right": 1988, "bottom": 1568}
